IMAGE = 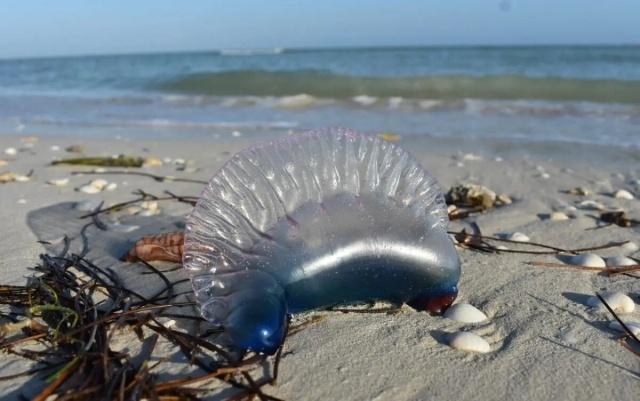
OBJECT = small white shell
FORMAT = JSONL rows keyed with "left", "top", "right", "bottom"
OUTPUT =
{"left": 587, "top": 292, "right": 635, "bottom": 314}
{"left": 576, "top": 200, "right": 605, "bottom": 210}
{"left": 444, "top": 303, "right": 488, "bottom": 323}
{"left": 605, "top": 256, "right": 637, "bottom": 267}
{"left": 46, "top": 178, "right": 69, "bottom": 187}
{"left": 162, "top": 319, "right": 177, "bottom": 329}
{"left": 89, "top": 179, "right": 109, "bottom": 190}
{"left": 613, "top": 189, "right": 634, "bottom": 200}
{"left": 568, "top": 253, "right": 606, "bottom": 268}
{"left": 448, "top": 332, "right": 491, "bottom": 353}
{"left": 140, "top": 201, "right": 159, "bottom": 211}
{"left": 506, "top": 232, "right": 530, "bottom": 242}
{"left": 496, "top": 194, "right": 512, "bottom": 205}
{"left": 14, "top": 174, "right": 31, "bottom": 182}
{"left": 78, "top": 184, "right": 101, "bottom": 194}
{"left": 609, "top": 320, "right": 640, "bottom": 336}
{"left": 621, "top": 242, "right": 639, "bottom": 255}
{"left": 4, "top": 147, "right": 17, "bottom": 156}
{"left": 549, "top": 212, "right": 570, "bottom": 221}
{"left": 105, "top": 182, "right": 118, "bottom": 191}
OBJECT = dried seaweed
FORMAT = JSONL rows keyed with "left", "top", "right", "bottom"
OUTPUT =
{"left": 79, "top": 189, "right": 198, "bottom": 219}
{"left": 0, "top": 246, "right": 286, "bottom": 400}
{"left": 448, "top": 228, "right": 629, "bottom": 256}
{"left": 51, "top": 155, "right": 145, "bottom": 168}
{"left": 71, "top": 170, "right": 208, "bottom": 185}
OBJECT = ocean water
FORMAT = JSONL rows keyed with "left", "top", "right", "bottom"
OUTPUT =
{"left": 0, "top": 46, "right": 639, "bottom": 148}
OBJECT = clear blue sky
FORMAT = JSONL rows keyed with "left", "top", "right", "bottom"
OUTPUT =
{"left": 1, "top": 0, "right": 638, "bottom": 59}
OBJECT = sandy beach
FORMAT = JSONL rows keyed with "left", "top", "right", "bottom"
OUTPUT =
{"left": 1, "top": 131, "right": 638, "bottom": 400}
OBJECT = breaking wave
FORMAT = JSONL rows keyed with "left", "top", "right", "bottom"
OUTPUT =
{"left": 156, "top": 70, "right": 640, "bottom": 104}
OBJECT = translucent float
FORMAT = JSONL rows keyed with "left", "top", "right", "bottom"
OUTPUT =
{"left": 184, "top": 128, "right": 460, "bottom": 354}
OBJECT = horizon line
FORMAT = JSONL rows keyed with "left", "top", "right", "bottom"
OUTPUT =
{"left": 1, "top": 42, "right": 638, "bottom": 62}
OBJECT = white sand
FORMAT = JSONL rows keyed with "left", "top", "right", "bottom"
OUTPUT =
{"left": 1, "top": 133, "right": 639, "bottom": 400}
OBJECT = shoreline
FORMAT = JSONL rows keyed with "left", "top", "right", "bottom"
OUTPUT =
{"left": 2, "top": 128, "right": 639, "bottom": 167}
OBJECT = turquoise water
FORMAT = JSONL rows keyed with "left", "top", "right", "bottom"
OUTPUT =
{"left": 0, "top": 46, "right": 639, "bottom": 147}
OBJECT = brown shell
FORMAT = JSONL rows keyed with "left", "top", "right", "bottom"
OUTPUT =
{"left": 125, "top": 231, "right": 184, "bottom": 263}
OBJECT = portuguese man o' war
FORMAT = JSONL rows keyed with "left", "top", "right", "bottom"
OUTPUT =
{"left": 183, "top": 128, "right": 461, "bottom": 354}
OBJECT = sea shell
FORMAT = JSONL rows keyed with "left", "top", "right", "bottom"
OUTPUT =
{"left": 0, "top": 172, "right": 31, "bottom": 183}
{"left": 77, "top": 179, "right": 110, "bottom": 194}
{"left": 90, "top": 179, "right": 109, "bottom": 190}
{"left": 568, "top": 253, "right": 606, "bottom": 268}
{"left": 184, "top": 129, "right": 460, "bottom": 354}
{"left": 46, "top": 178, "right": 70, "bottom": 186}
{"left": 496, "top": 194, "right": 512, "bottom": 205}
{"left": 4, "top": 147, "right": 17, "bottom": 156}
{"left": 613, "top": 189, "right": 634, "bottom": 200}
{"left": 443, "top": 303, "right": 487, "bottom": 323}
{"left": 549, "top": 212, "right": 570, "bottom": 221}
{"left": 78, "top": 184, "right": 102, "bottom": 194}
{"left": 448, "top": 332, "right": 491, "bottom": 353}
{"left": 605, "top": 256, "right": 637, "bottom": 267}
{"left": 621, "top": 242, "right": 639, "bottom": 255}
{"left": 126, "top": 232, "right": 184, "bottom": 263}
{"left": 576, "top": 200, "right": 605, "bottom": 211}
{"left": 505, "top": 232, "right": 530, "bottom": 242}
{"left": 587, "top": 292, "right": 635, "bottom": 314}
